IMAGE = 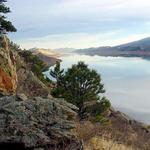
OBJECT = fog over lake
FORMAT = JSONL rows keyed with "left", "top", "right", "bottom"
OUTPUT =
{"left": 46, "top": 54, "right": 150, "bottom": 124}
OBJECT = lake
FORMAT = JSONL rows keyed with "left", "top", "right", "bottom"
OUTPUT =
{"left": 46, "top": 54, "right": 150, "bottom": 124}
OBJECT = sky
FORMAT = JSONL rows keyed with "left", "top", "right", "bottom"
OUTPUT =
{"left": 6, "top": 0, "right": 150, "bottom": 49}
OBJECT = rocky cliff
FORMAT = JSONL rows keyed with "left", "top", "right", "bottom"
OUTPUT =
{"left": 0, "top": 35, "right": 17, "bottom": 95}
{"left": 0, "top": 35, "right": 82, "bottom": 150}
{"left": 16, "top": 64, "right": 49, "bottom": 98}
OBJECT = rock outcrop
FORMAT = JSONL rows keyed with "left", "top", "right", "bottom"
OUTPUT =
{"left": 8, "top": 40, "right": 50, "bottom": 98}
{"left": 17, "top": 68, "right": 49, "bottom": 98}
{"left": 0, "top": 35, "right": 17, "bottom": 95}
{"left": 0, "top": 36, "right": 82, "bottom": 149}
{"left": 0, "top": 96, "right": 81, "bottom": 149}
{"left": 0, "top": 35, "right": 49, "bottom": 98}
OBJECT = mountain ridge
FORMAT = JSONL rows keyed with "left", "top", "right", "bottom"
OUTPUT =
{"left": 116, "top": 37, "right": 150, "bottom": 49}
{"left": 75, "top": 37, "right": 150, "bottom": 57}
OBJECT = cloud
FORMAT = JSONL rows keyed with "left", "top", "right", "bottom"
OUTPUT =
{"left": 7, "top": 0, "right": 150, "bottom": 48}
{"left": 16, "top": 32, "right": 116, "bottom": 49}
{"left": 42, "top": 0, "right": 150, "bottom": 22}
{"left": 15, "top": 32, "right": 149, "bottom": 49}
{"left": 8, "top": 0, "right": 150, "bottom": 30}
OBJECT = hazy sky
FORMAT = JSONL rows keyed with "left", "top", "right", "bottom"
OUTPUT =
{"left": 7, "top": 0, "right": 150, "bottom": 49}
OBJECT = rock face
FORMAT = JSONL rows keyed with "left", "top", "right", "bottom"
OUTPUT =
{"left": 0, "top": 36, "right": 82, "bottom": 149}
{"left": 0, "top": 35, "right": 17, "bottom": 95}
{"left": 17, "top": 68, "right": 49, "bottom": 98}
{"left": 0, "top": 35, "right": 48, "bottom": 98}
{"left": 0, "top": 96, "right": 81, "bottom": 149}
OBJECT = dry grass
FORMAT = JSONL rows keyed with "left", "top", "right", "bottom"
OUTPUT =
{"left": 76, "top": 121, "right": 140, "bottom": 150}
{"left": 84, "top": 136, "right": 138, "bottom": 150}
{"left": 76, "top": 121, "right": 96, "bottom": 140}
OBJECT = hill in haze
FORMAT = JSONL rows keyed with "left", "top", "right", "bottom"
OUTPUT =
{"left": 29, "top": 48, "right": 61, "bottom": 66}
{"left": 75, "top": 37, "right": 150, "bottom": 58}
{"left": 54, "top": 48, "right": 76, "bottom": 53}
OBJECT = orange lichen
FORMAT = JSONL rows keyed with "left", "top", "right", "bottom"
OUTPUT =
{"left": 0, "top": 67, "right": 17, "bottom": 94}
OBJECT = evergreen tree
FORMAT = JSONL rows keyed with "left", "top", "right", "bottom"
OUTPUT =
{"left": 0, "top": 0, "right": 16, "bottom": 34}
{"left": 51, "top": 61, "right": 106, "bottom": 117}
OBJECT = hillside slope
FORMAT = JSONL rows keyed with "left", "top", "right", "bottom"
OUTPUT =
{"left": 76, "top": 37, "right": 150, "bottom": 57}
{"left": 77, "top": 108, "right": 150, "bottom": 150}
{"left": 30, "top": 48, "right": 61, "bottom": 66}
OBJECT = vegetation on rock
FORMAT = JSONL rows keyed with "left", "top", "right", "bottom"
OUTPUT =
{"left": 19, "top": 50, "right": 51, "bottom": 84}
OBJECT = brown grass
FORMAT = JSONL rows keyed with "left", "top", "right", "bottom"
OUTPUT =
{"left": 76, "top": 121, "right": 139, "bottom": 150}
{"left": 84, "top": 136, "right": 138, "bottom": 150}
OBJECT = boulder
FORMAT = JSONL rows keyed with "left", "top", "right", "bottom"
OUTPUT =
{"left": 0, "top": 96, "right": 81, "bottom": 149}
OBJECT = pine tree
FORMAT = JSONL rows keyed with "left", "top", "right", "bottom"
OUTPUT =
{"left": 51, "top": 61, "right": 106, "bottom": 117}
{"left": 0, "top": 0, "right": 16, "bottom": 34}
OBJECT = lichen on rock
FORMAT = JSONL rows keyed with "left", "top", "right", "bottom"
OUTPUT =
{"left": 0, "top": 35, "right": 17, "bottom": 95}
{"left": 0, "top": 95, "right": 81, "bottom": 149}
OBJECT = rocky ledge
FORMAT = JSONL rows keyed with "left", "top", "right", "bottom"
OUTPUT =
{"left": 0, "top": 95, "right": 81, "bottom": 150}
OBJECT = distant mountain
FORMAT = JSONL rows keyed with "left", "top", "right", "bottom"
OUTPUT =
{"left": 29, "top": 48, "right": 61, "bottom": 66}
{"left": 75, "top": 37, "right": 150, "bottom": 57}
{"left": 54, "top": 48, "right": 76, "bottom": 53}
{"left": 29, "top": 47, "right": 76, "bottom": 55}
{"left": 117, "top": 37, "right": 150, "bottom": 50}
